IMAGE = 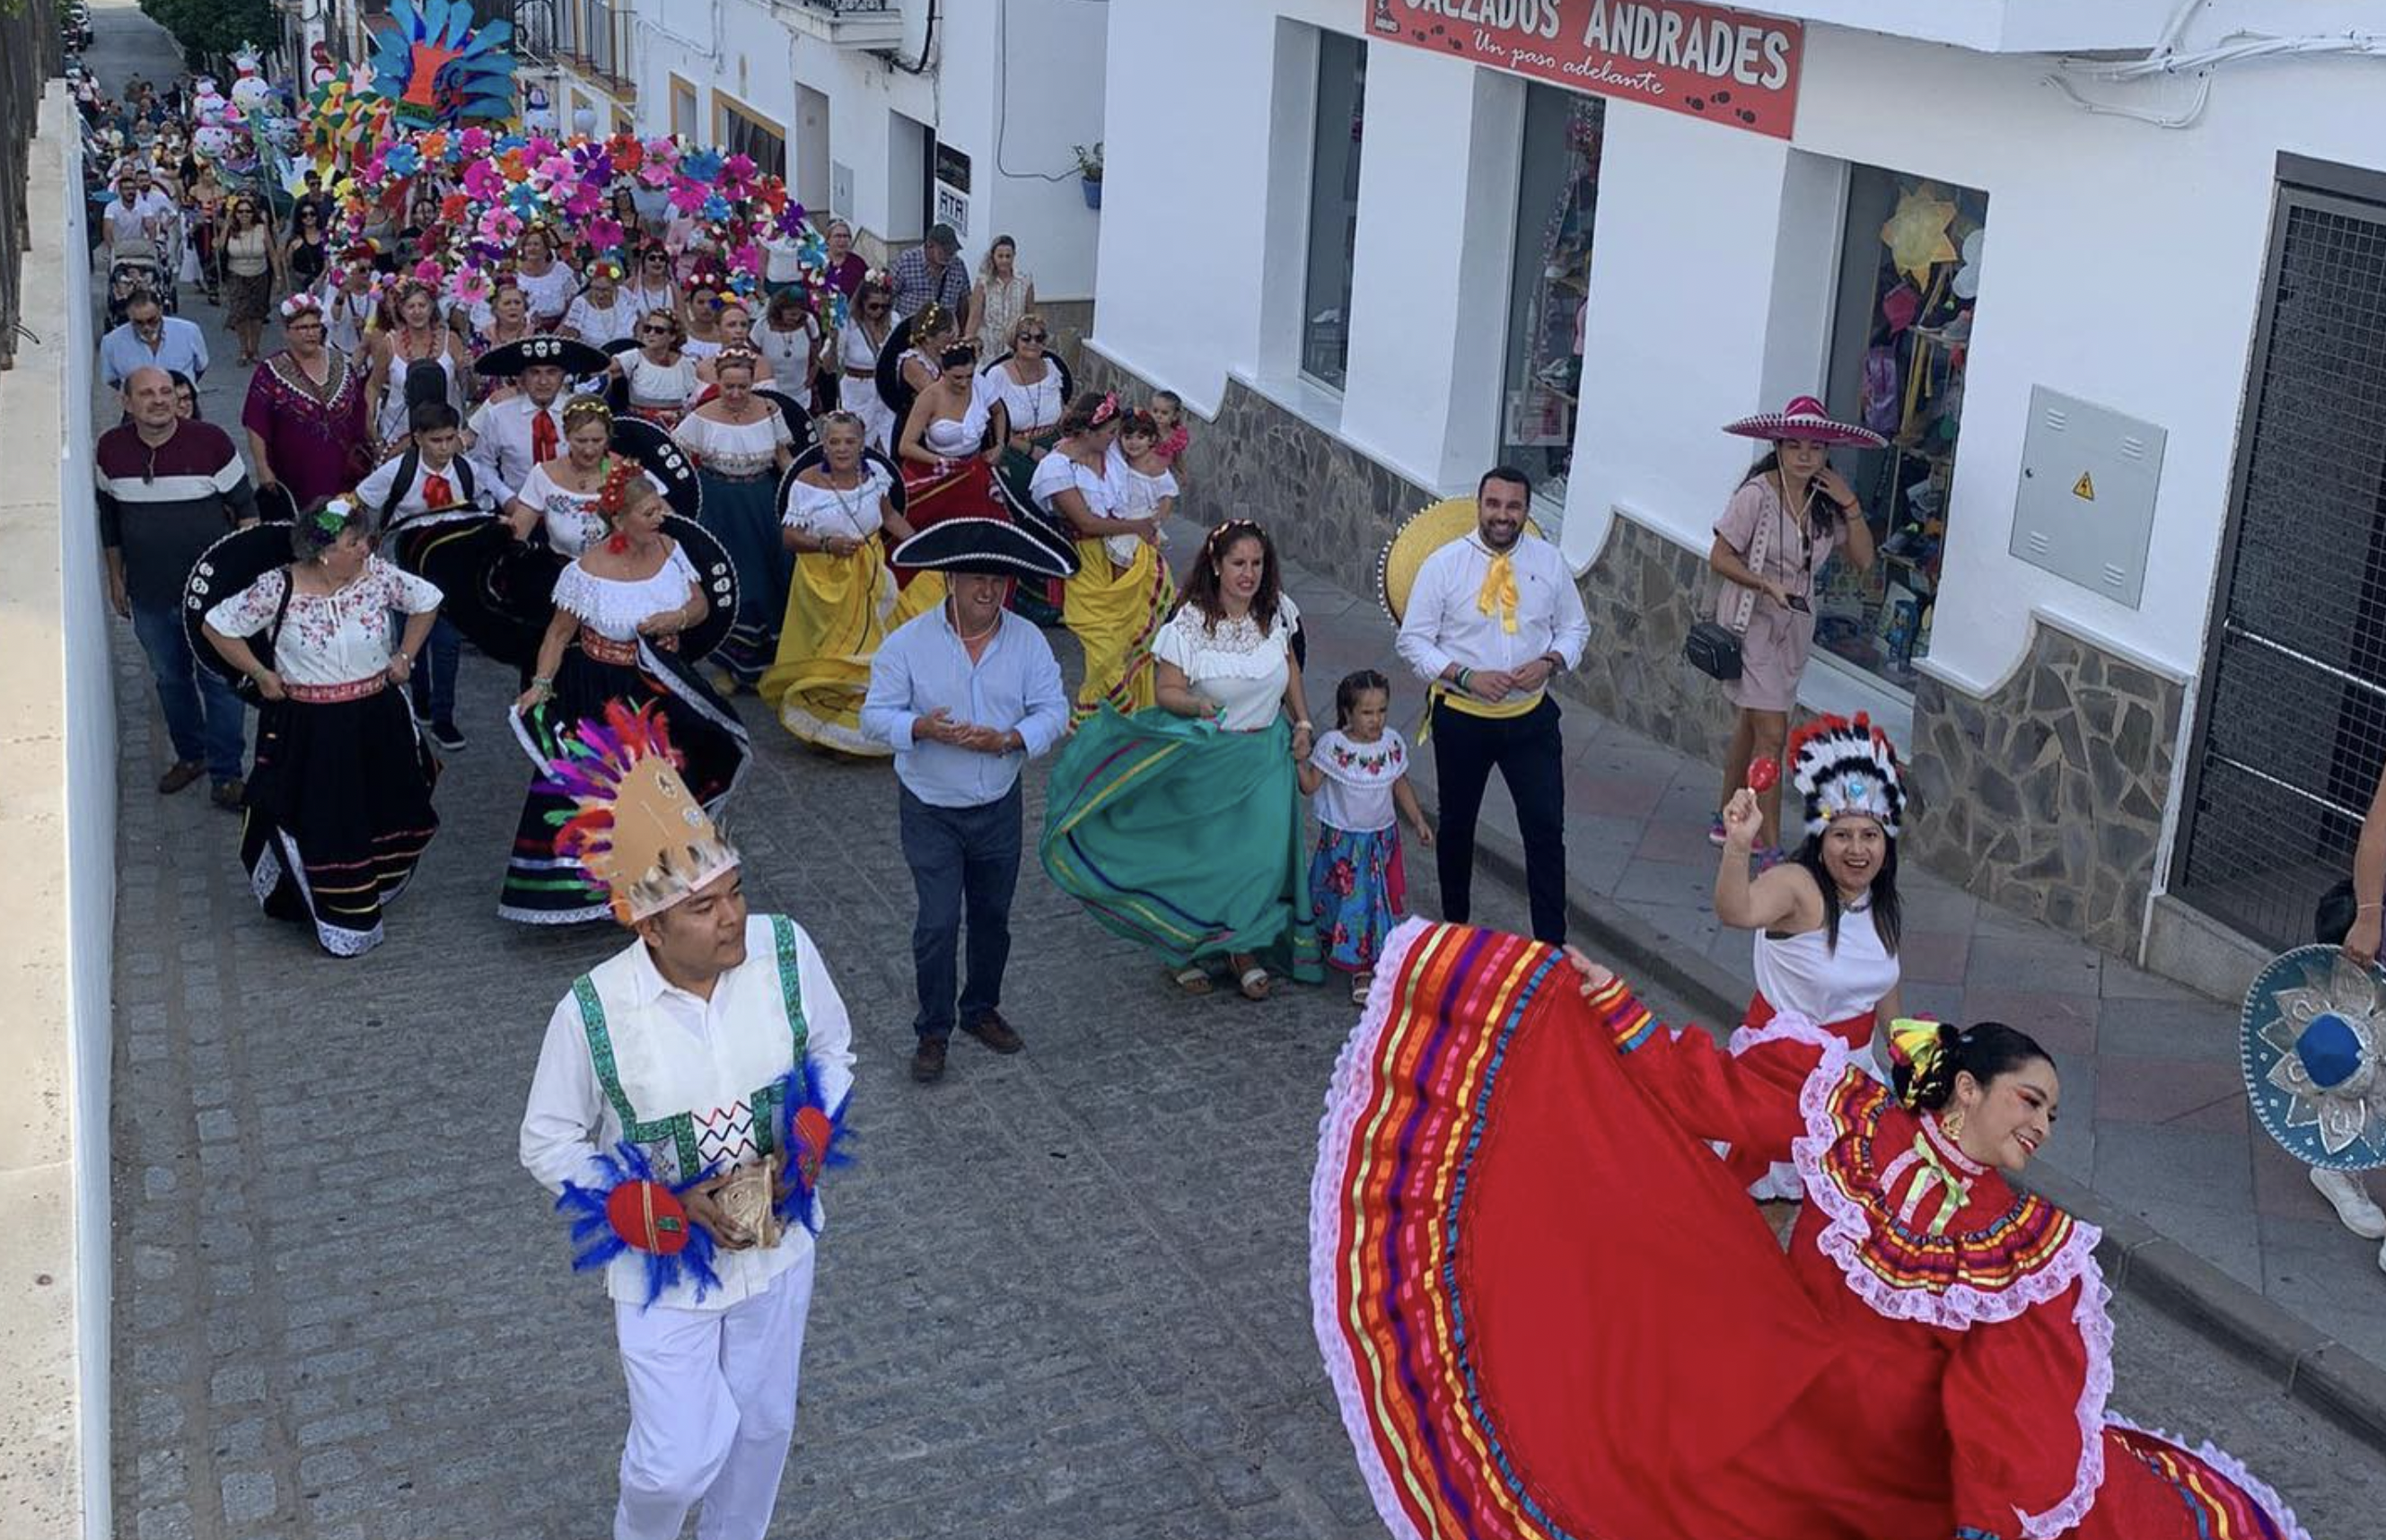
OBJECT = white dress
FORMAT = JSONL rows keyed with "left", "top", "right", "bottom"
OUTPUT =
{"left": 203, "top": 556, "right": 443, "bottom": 685}
{"left": 784, "top": 466, "right": 895, "bottom": 540}
{"left": 563, "top": 292, "right": 636, "bottom": 347}
{"left": 552, "top": 547, "right": 701, "bottom": 640}
{"left": 978, "top": 356, "right": 1065, "bottom": 440}
{"left": 1103, "top": 443, "right": 1177, "bottom": 565}
{"left": 838, "top": 322, "right": 897, "bottom": 451}
{"left": 1310, "top": 727, "right": 1409, "bottom": 835}
{"left": 1149, "top": 593, "right": 1303, "bottom": 732}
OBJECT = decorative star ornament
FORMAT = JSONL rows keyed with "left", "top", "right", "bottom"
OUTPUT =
{"left": 2241, "top": 945, "right": 2386, "bottom": 1170}
{"left": 1881, "top": 186, "right": 1960, "bottom": 285}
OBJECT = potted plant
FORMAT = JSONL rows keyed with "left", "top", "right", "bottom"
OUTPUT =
{"left": 1073, "top": 141, "right": 1103, "bottom": 210}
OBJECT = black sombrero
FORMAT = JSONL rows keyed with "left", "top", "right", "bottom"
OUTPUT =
{"left": 474, "top": 335, "right": 611, "bottom": 379}
{"left": 873, "top": 312, "right": 921, "bottom": 436}
{"left": 182, "top": 521, "right": 302, "bottom": 704}
{"left": 775, "top": 440, "right": 908, "bottom": 530}
{"left": 755, "top": 385, "right": 816, "bottom": 455}
{"left": 890, "top": 516, "right": 1076, "bottom": 582}
{"left": 610, "top": 415, "right": 703, "bottom": 521}
{"left": 663, "top": 512, "right": 740, "bottom": 663}
{"left": 989, "top": 451, "right": 1085, "bottom": 575}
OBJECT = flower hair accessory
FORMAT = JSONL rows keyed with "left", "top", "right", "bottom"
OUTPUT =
{"left": 279, "top": 293, "right": 325, "bottom": 319}
{"left": 587, "top": 257, "right": 625, "bottom": 282}
{"left": 560, "top": 396, "right": 614, "bottom": 432}
{"left": 595, "top": 459, "right": 639, "bottom": 523}
{"left": 1788, "top": 712, "right": 1906, "bottom": 840}
{"left": 310, "top": 496, "right": 357, "bottom": 537}
{"left": 1886, "top": 1017, "right": 1955, "bottom": 1108}
{"left": 1089, "top": 392, "right": 1121, "bottom": 429}
{"left": 1204, "top": 518, "right": 1261, "bottom": 557}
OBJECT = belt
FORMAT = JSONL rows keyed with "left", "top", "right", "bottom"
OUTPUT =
{"left": 285, "top": 675, "right": 388, "bottom": 704}
{"left": 578, "top": 627, "right": 677, "bottom": 665}
{"left": 842, "top": 366, "right": 876, "bottom": 379}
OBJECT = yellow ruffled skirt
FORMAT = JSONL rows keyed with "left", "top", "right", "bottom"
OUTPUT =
{"left": 759, "top": 538, "right": 944, "bottom": 755}
{"left": 1063, "top": 538, "right": 1174, "bottom": 724}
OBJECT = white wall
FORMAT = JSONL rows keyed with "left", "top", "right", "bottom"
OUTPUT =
{"left": 628, "top": 0, "right": 1105, "bottom": 297}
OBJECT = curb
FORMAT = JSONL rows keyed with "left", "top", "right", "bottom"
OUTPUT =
{"left": 1461, "top": 817, "right": 2386, "bottom": 1448}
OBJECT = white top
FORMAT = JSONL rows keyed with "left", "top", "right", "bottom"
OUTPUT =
{"left": 1029, "top": 448, "right": 1116, "bottom": 525}
{"left": 756, "top": 318, "right": 818, "bottom": 382}
{"left": 1310, "top": 727, "right": 1410, "bottom": 834}
{"left": 619, "top": 280, "right": 678, "bottom": 321}
{"left": 552, "top": 545, "right": 701, "bottom": 641}
{"left": 203, "top": 556, "right": 443, "bottom": 686}
{"left": 762, "top": 234, "right": 810, "bottom": 283}
{"left": 376, "top": 348, "right": 462, "bottom": 442}
{"left": 681, "top": 337, "right": 724, "bottom": 362}
{"left": 674, "top": 411, "right": 790, "bottom": 477}
{"left": 519, "top": 916, "right": 856, "bottom": 1311}
{"left": 319, "top": 284, "right": 379, "bottom": 357}
{"left": 1151, "top": 593, "right": 1303, "bottom": 732}
{"left": 513, "top": 462, "right": 618, "bottom": 557}
{"left": 354, "top": 450, "right": 510, "bottom": 526}
{"left": 507, "top": 264, "right": 578, "bottom": 321}
{"left": 976, "top": 356, "right": 1065, "bottom": 436}
{"left": 1751, "top": 909, "right": 1900, "bottom": 1028}
{"left": 1100, "top": 442, "right": 1174, "bottom": 565}
{"left": 784, "top": 465, "right": 895, "bottom": 538}
{"left": 896, "top": 347, "right": 939, "bottom": 390}
{"left": 839, "top": 321, "right": 890, "bottom": 372}
{"left": 1393, "top": 533, "right": 1592, "bottom": 681}
{"left": 466, "top": 394, "right": 567, "bottom": 490}
{"left": 916, "top": 394, "right": 991, "bottom": 459}
{"left": 563, "top": 292, "right": 636, "bottom": 346}
{"left": 622, "top": 351, "right": 699, "bottom": 411}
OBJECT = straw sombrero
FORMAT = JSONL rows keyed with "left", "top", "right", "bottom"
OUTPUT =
{"left": 1377, "top": 498, "right": 1545, "bottom": 625}
{"left": 1721, "top": 394, "right": 1887, "bottom": 450}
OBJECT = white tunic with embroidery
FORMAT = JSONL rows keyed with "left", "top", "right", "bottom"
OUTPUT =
{"left": 203, "top": 556, "right": 443, "bottom": 686}
{"left": 1309, "top": 727, "right": 1409, "bottom": 835}
{"left": 1150, "top": 594, "right": 1303, "bottom": 733}
{"left": 553, "top": 546, "right": 702, "bottom": 641}
{"left": 784, "top": 466, "right": 895, "bottom": 539}
{"left": 519, "top": 914, "right": 858, "bottom": 1311}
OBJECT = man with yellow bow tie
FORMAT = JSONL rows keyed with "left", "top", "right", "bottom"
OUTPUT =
{"left": 1394, "top": 467, "right": 1590, "bottom": 942}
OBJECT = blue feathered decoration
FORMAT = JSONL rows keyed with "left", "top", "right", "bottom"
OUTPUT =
{"left": 555, "top": 1140, "right": 724, "bottom": 1308}
{"left": 773, "top": 1055, "right": 855, "bottom": 1233}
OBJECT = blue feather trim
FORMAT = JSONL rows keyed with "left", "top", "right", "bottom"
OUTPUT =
{"left": 554, "top": 1140, "right": 724, "bottom": 1309}
{"left": 772, "top": 1055, "right": 855, "bottom": 1233}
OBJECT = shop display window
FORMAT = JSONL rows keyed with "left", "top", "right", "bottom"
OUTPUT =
{"left": 1499, "top": 87, "right": 1603, "bottom": 511}
{"left": 1303, "top": 33, "right": 1368, "bottom": 390}
{"left": 1817, "top": 165, "right": 1987, "bottom": 691}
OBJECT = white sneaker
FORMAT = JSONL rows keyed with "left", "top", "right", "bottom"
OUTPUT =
{"left": 2311, "top": 1166, "right": 2386, "bottom": 1239}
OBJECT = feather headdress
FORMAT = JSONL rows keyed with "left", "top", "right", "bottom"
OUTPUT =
{"left": 1787, "top": 713, "right": 1906, "bottom": 840}
{"left": 539, "top": 701, "right": 741, "bottom": 923}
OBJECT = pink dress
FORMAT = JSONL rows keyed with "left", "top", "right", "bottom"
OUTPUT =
{"left": 1712, "top": 476, "right": 1840, "bottom": 713}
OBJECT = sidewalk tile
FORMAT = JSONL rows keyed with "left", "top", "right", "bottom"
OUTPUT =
{"left": 1965, "top": 934, "right": 2102, "bottom": 995}
{"left": 1612, "top": 854, "right": 1724, "bottom": 912}
{"left": 2097, "top": 996, "right": 2240, "bottom": 1063}
{"left": 2095, "top": 1058, "right": 2249, "bottom": 1131}
{"left": 1961, "top": 989, "right": 2100, "bottom": 1057}
{"left": 1893, "top": 929, "right": 1971, "bottom": 985}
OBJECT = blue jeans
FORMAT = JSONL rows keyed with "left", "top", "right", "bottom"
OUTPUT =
{"left": 898, "top": 781, "right": 1023, "bottom": 1039}
{"left": 130, "top": 599, "right": 247, "bottom": 783}
{"left": 403, "top": 617, "right": 461, "bottom": 722}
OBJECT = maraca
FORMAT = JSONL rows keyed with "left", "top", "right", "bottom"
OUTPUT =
{"left": 1746, "top": 757, "right": 1780, "bottom": 792}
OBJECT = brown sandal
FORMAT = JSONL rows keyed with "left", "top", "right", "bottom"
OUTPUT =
{"left": 1233, "top": 956, "right": 1270, "bottom": 1001}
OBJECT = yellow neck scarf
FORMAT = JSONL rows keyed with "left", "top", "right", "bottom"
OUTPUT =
{"left": 1476, "top": 551, "right": 1519, "bottom": 634}
{"left": 1901, "top": 1127, "right": 1975, "bottom": 1238}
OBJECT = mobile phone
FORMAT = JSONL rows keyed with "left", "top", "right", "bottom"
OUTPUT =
{"left": 1787, "top": 595, "right": 1811, "bottom": 614}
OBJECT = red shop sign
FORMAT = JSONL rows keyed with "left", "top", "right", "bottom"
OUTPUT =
{"left": 1366, "top": 0, "right": 1803, "bottom": 140}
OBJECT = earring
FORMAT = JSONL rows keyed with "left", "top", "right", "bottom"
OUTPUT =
{"left": 1942, "top": 1107, "right": 1967, "bottom": 1143}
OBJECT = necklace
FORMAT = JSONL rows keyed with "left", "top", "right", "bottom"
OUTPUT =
{"left": 949, "top": 604, "right": 999, "bottom": 644}
{"left": 1840, "top": 890, "right": 1873, "bottom": 913}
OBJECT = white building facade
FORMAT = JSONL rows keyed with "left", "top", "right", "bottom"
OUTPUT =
{"left": 1084, "top": 0, "right": 2386, "bottom": 984}
{"left": 607, "top": 0, "right": 1108, "bottom": 340}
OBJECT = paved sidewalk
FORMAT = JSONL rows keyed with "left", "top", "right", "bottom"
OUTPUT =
{"left": 1275, "top": 550, "right": 2386, "bottom": 1376}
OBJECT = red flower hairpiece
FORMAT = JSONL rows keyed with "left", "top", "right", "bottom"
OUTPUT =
{"left": 1089, "top": 392, "right": 1121, "bottom": 428}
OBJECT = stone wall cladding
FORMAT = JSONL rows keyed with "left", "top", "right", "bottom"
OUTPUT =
{"left": 1904, "top": 622, "right": 2185, "bottom": 955}
{"left": 1072, "top": 347, "right": 2180, "bottom": 956}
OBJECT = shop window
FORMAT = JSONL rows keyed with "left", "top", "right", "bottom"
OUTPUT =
{"left": 1817, "top": 166, "right": 1988, "bottom": 691}
{"left": 715, "top": 92, "right": 788, "bottom": 182}
{"left": 1499, "top": 86, "right": 1603, "bottom": 511}
{"left": 1303, "top": 32, "right": 1367, "bottom": 390}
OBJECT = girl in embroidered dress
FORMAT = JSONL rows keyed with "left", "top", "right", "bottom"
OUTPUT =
{"left": 1313, "top": 918, "right": 2315, "bottom": 1540}
{"left": 1102, "top": 408, "right": 1176, "bottom": 563}
{"left": 1298, "top": 670, "right": 1431, "bottom": 1002}
{"left": 1714, "top": 712, "right": 1906, "bottom": 1199}
{"left": 200, "top": 498, "right": 443, "bottom": 958}
{"left": 504, "top": 470, "right": 750, "bottom": 923}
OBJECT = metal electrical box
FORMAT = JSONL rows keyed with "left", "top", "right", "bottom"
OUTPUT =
{"left": 2008, "top": 387, "right": 2167, "bottom": 609}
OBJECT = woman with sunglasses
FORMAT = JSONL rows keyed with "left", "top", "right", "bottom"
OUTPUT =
{"left": 837, "top": 275, "right": 898, "bottom": 452}
{"left": 242, "top": 294, "right": 370, "bottom": 509}
{"left": 284, "top": 203, "right": 329, "bottom": 293}
{"left": 611, "top": 311, "right": 700, "bottom": 430}
{"left": 622, "top": 243, "right": 680, "bottom": 322}
{"left": 218, "top": 194, "right": 279, "bottom": 366}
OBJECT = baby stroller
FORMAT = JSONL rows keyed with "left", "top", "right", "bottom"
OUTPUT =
{"left": 106, "top": 237, "right": 177, "bottom": 327}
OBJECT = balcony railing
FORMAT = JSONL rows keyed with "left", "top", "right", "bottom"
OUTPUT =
{"left": 778, "top": 0, "right": 906, "bottom": 50}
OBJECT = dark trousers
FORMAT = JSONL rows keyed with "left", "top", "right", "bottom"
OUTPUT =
{"left": 130, "top": 599, "right": 247, "bottom": 783}
{"left": 898, "top": 781, "right": 1024, "bottom": 1039}
{"left": 1432, "top": 695, "right": 1567, "bottom": 943}
{"left": 403, "top": 617, "right": 461, "bottom": 722}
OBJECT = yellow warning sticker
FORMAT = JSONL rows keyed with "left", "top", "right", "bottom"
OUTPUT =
{"left": 2073, "top": 472, "right": 2096, "bottom": 501}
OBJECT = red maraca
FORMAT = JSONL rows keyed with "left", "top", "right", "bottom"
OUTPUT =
{"left": 1746, "top": 757, "right": 1780, "bottom": 793}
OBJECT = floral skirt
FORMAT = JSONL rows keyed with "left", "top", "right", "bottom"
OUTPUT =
{"left": 1308, "top": 824, "right": 1408, "bottom": 975}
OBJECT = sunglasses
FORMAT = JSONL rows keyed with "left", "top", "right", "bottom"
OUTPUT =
{"left": 639, "top": 324, "right": 672, "bottom": 335}
{"left": 1018, "top": 331, "right": 1048, "bottom": 342}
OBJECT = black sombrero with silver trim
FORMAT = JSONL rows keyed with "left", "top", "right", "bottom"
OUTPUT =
{"left": 890, "top": 516, "right": 1077, "bottom": 580}
{"left": 474, "top": 335, "right": 611, "bottom": 379}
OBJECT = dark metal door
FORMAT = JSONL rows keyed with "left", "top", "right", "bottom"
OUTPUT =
{"left": 2175, "top": 185, "right": 2386, "bottom": 949}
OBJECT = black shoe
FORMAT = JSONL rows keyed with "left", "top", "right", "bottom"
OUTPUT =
{"left": 209, "top": 778, "right": 245, "bottom": 811}
{"left": 910, "top": 1036, "right": 949, "bottom": 1083}
{"left": 428, "top": 718, "right": 467, "bottom": 751}
{"left": 961, "top": 1009, "right": 1024, "bottom": 1054}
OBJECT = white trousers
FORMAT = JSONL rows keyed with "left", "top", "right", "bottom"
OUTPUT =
{"left": 612, "top": 1249, "right": 816, "bottom": 1540}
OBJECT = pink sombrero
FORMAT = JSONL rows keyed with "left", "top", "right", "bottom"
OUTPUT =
{"left": 1722, "top": 394, "right": 1887, "bottom": 450}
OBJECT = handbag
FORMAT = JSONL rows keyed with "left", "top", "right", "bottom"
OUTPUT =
{"left": 1684, "top": 617, "right": 1743, "bottom": 681}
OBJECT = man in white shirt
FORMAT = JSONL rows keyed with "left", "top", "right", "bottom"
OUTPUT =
{"left": 467, "top": 336, "right": 608, "bottom": 487}
{"left": 100, "top": 169, "right": 174, "bottom": 256}
{"left": 521, "top": 725, "right": 854, "bottom": 1540}
{"left": 1394, "top": 467, "right": 1591, "bottom": 943}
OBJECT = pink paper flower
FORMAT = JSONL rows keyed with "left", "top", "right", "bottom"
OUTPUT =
{"left": 478, "top": 207, "right": 524, "bottom": 244}
{"left": 458, "top": 127, "right": 493, "bottom": 159}
{"left": 460, "top": 158, "right": 505, "bottom": 201}
{"left": 586, "top": 216, "right": 626, "bottom": 251}
{"left": 668, "top": 179, "right": 710, "bottom": 214}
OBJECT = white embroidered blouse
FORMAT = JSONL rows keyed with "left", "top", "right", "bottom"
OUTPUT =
{"left": 513, "top": 462, "right": 614, "bottom": 557}
{"left": 1309, "top": 727, "right": 1410, "bottom": 834}
{"left": 674, "top": 411, "right": 790, "bottom": 478}
{"left": 203, "top": 556, "right": 443, "bottom": 686}
{"left": 784, "top": 465, "right": 896, "bottom": 538}
{"left": 553, "top": 545, "right": 702, "bottom": 642}
{"left": 1151, "top": 592, "right": 1303, "bottom": 732}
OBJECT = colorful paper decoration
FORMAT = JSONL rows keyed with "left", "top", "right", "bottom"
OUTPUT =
{"left": 1880, "top": 186, "right": 1959, "bottom": 285}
